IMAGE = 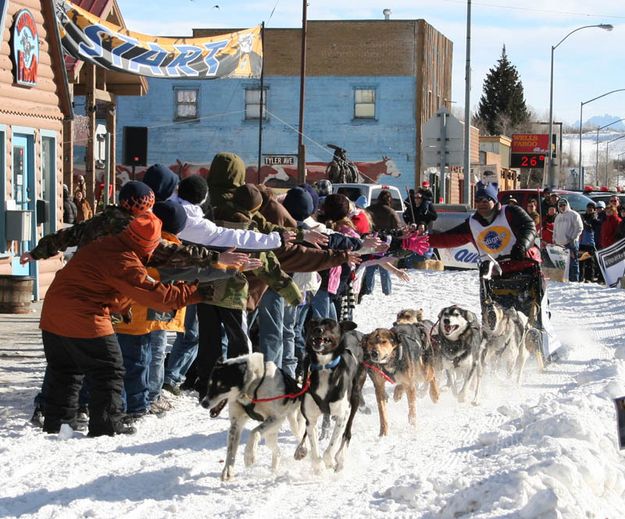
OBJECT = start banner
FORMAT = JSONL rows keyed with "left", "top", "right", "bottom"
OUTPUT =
{"left": 55, "top": 0, "right": 262, "bottom": 79}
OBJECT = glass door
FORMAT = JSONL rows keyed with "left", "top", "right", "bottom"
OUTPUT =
{"left": 12, "top": 134, "right": 34, "bottom": 275}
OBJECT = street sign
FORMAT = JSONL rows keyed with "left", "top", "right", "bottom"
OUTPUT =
{"left": 263, "top": 155, "right": 296, "bottom": 166}
{"left": 422, "top": 108, "right": 464, "bottom": 167}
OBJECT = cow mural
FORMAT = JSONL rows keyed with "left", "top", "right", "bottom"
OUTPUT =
{"left": 95, "top": 156, "right": 401, "bottom": 198}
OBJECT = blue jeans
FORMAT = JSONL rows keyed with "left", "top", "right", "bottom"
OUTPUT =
{"left": 258, "top": 289, "right": 285, "bottom": 368}
{"left": 567, "top": 242, "right": 580, "bottom": 282}
{"left": 282, "top": 302, "right": 298, "bottom": 378}
{"left": 117, "top": 333, "right": 150, "bottom": 414}
{"left": 293, "top": 302, "right": 309, "bottom": 366}
{"left": 310, "top": 289, "right": 337, "bottom": 320}
{"left": 147, "top": 330, "right": 168, "bottom": 403}
{"left": 363, "top": 265, "right": 392, "bottom": 296}
{"left": 164, "top": 305, "right": 198, "bottom": 387}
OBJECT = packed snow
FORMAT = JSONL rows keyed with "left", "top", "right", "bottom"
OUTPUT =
{"left": 1, "top": 269, "right": 625, "bottom": 518}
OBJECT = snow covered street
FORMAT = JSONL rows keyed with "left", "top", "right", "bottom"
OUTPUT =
{"left": 1, "top": 270, "right": 625, "bottom": 518}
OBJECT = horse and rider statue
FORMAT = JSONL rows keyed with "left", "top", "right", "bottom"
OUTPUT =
{"left": 326, "top": 144, "right": 361, "bottom": 184}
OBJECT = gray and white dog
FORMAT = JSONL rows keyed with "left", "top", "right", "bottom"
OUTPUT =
{"left": 434, "top": 305, "right": 485, "bottom": 405}
{"left": 201, "top": 353, "right": 304, "bottom": 481}
{"left": 481, "top": 300, "right": 539, "bottom": 384}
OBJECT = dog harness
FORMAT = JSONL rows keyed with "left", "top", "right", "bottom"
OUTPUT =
{"left": 362, "top": 343, "right": 403, "bottom": 384}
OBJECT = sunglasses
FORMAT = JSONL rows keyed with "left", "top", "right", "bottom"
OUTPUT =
{"left": 476, "top": 197, "right": 492, "bottom": 203}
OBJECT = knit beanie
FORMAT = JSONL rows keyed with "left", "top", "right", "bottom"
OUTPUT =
{"left": 475, "top": 181, "right": 499, "bottom": 203}
{"left": 299, "top": 183, "right": 319, "bottom": 213}
{"left": 231, "top": 184, "right": 262, "bottom": 212}
{"left": 121, "top": 211, "right": 162, "bottom": 256}
{"left": 178, "top": 175, "right": 209, "bottom": 205}
{"left": 153, "top": 200, "right": 188, "bottom": 235}
{"left": 142, "top": 164, "right": 179, "bottom": 201}
{"left": 283, "top": 187, "right": 314, "bottom": 221}
{"left": 355, "top": 194, "right": 368, "bottom": 209}
{"left": 322, "top": 193, "right": 350, "bottom": 221}
{"left": 119, "top": 181, "right": 155, "bottom": 215}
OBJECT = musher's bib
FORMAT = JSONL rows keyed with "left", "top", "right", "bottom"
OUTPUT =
{"left": 468, "top": 210, "right": 516, "bottom": 257}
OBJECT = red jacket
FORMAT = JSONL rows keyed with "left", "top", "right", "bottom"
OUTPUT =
{"left": 40, "top": 233, "right": 201, "bottom": 338}
{"left": 601, "top": 213, "right": 622, "bottom": 248}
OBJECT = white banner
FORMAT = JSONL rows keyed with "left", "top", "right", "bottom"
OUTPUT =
{"left": 596, "top": 238, "right": 625, "bottom": 288}
{"left": 436, "top": 244, "right": 479, "bottom": 269}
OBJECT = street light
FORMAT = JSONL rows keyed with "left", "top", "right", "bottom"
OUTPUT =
{"left": 605, "top": 134, "right": 625, "bottom": 186}
{"left": 595, "top": 118, "right": 625, "bottom": 179}
{"left": 578, "top": 87, "right": 625, "bottom": 187}
{"left": 547, "top": 23, "right": 613, "bottom": 188}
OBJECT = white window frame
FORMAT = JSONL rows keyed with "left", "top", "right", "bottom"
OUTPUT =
{"left": 174, "top": 87, "right": 199, "bottom": 121}
{"left": 245, "top": 87, "right": 268, "bottom": 120}
{"left": 354, "top": 88, "right": 376, "bottom": 119}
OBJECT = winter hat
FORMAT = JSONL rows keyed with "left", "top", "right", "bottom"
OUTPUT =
{"left": 597, "top": 201, "right": 606, "bottom": 209}
{"left": 299, "top": 183, "right": 320, "bottom": 213}
{"left": 142, "top": 164, "right": 179, "bottom": 201}
{"left": 232, "top": 184, "right": 263, "bottom": 212}
{"left": 153, "top": 200, "right": 188, "bottom": 235}
{"left": 475, "top": 181, "right": 499, "bottom": 203}
{"left": 355, "top": 195, "right": 368, "bottom": 209}
{"left": 119, "top": 181, "right": 155, "bottom": 215}
{"left": 121, "top": 211, "right": 162, "bottom": 256}
{"left": 283, "top": 187, "right": 314, "bottom": 221}
{"left": 322, "top": 193, "right": 350, "bottom": 221}
{"left": 178, "top": 175, "right": 209, "bottom": 205}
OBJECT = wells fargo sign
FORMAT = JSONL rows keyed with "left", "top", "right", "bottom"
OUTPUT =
{"left": 12, "top": 9, "right": 39, "bottom": 87}
{"left": 511, "top": 134, "right": 549, "bottom": 154}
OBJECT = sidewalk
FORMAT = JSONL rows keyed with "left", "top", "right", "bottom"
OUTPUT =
{"left": 0, "top": 301, "right": 43, "bottom": 358}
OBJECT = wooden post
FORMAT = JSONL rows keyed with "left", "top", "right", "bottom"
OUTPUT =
{"left": 106, "top": 101, "right": 117, "bottom": 202}
{"left": 85, "top": 64, "right": 97, "bottom": 211}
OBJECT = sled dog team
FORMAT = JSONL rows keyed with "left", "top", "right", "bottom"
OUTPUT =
{"left": 204, "top": 304, "right": 541, "bottom": 481}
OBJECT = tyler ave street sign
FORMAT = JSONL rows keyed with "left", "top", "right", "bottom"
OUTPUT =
{"left": 263, "top": 155, "right": 296, "bottom": 166}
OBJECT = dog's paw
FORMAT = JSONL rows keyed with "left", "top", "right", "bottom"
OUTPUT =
{"left": 221, "top": 466, "right": 235, "bottom": 481}
{"left": 457, "top": 391, "right": 466, "bottom": 404}
{"left": 408, "top": 415, "right": 417, "bottom": 427}
{"left": 393, "top": 386, "right": 404, "bottom": 402}
{"left": 294, "top": 444, "right": 308, "bottom": 460}
{"left": 323, "top": 451, "right": 335, "bottom": 470}
{"left": 359, "top": 404, "right": 372, "bottom": 415}
{"left": 378, "top": 427, "right": 388, "bottom": 437}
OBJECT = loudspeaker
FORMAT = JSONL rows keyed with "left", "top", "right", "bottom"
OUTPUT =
{"left": 123, "top": 126, "right": 148, "bottom": 166}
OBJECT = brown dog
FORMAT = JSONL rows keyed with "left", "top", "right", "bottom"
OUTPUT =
{"left": 362, "top": 322, "right": 439, "bottom": 436}
{"left": 394, "top": 308, "right": 424, "bottom": 325}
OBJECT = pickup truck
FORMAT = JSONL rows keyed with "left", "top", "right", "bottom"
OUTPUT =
{"left": 332, "top": 183, "right": 406, "bottom": 219}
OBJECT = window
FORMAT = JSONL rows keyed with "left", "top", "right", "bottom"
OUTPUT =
{"left": 245, "top": 88, "right": 267, "bottom": 120}
{"left": 174, "top": 88, "right": 199, "bottom": 121}
{"left": 0, "top": 129, "right": 5, "bottom": 251}
{"left": 354, "top": 88, "right": 376, "bottom": 119}
{"left": 41, "top": 135, "right": 56, "bottom": 235}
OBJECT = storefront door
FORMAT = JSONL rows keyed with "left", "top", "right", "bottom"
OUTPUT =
{"left": 11, "top": 134, "right": 35, "bottom": 276}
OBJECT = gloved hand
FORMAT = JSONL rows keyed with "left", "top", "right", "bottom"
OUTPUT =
{"left": 402, "top": 233, "right": 430, "bottom": 256}
{"left": 510, "top": 244, "right": 526, "bottom": 261}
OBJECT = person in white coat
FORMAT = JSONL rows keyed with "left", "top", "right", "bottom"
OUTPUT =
{"left": 553, "top": 198, "right": 583, "bottom": 282}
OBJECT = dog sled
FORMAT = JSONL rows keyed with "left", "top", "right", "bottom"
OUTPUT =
{"left": 479, "top": 256, "right": 562, "bottom": 365}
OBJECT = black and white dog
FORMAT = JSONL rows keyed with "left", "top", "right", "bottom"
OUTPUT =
{"left": 201, "top": 353, "right": 304, "bottom": 481}
{"left": 294, "top": 318, "right": 366, "bottom": 472}
{"left": 481, "top": 300, "right": 539, "bottom": 384}
{"left": 434, "top": 305, "right": 485, "bottom": 405}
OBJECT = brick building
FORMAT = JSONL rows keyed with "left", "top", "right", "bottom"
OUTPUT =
{"left": 115, "top": 19, "right": 453, "bottom": 193}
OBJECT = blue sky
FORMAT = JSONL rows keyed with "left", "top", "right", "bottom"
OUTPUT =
{"left": 116, "top": 0, "right": 625, "bottom": 126}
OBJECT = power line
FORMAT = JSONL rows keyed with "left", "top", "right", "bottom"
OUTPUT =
{"left": 435, "top": 0, "right": 625, "bottom": 20}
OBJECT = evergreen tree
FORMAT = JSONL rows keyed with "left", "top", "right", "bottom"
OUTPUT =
{"left": 475, "top": 46, "right": 530, "bottom": 136}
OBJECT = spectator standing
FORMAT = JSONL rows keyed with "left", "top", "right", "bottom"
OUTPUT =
{"left": 541, "top": 206, "right": 557, "bottom": 244}
{"left": 526, "top": 198, "right": 541, "bottom": 232}
{"left": 553, "top": 198, "right": 583, "bottom": 282}
{"left": 403, "top": 188, "right": 438, "bottom": 229}
{"left": 580, "top": 202, "right": 600, "bottom": 282}
{"left": 74, "top": 189, "right": 93, "bottom": 223}
{"left": 40, "top": 212, "right": 201, "bottom": 436}
{"left": 63, "top": 185, "right": 77, "bottom": 224}
{"left": 600, "top": 204, "right": 622, "bottom": 249}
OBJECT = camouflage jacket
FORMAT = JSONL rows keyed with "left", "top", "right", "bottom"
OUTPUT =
{"left": 30, "top": 204, "right": 220, "bottom": 268}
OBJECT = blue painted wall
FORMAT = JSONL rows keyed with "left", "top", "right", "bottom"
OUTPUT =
{"left": 116, "top": 75, "right": 417, "bottom": 191}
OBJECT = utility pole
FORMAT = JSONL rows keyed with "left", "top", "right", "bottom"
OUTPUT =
{"left": 462, "top": 0, "right": 472, "bottom": 204}
{"left": 297, "top": 0, "right": 308, "bottom": 184}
